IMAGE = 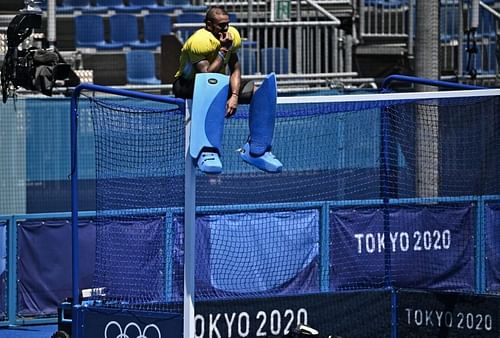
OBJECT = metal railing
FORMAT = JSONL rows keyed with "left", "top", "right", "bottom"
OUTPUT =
{"left": 357, "top": 0, "right": 499, "bottom": 79}
{"left": 358, "top": 0, "right": 410, "bottom": 39}
{"left": 173, "top": 20, "right": 356, "bottom": 82}
{"left": 174, "top": 0, "right": 362, "bottom": 89}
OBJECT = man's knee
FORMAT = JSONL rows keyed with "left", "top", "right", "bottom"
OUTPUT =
{"left": 238, "top": 80, "right": 255, "bottom": 104}
{"left": 173, "top": 78, "right": 194, "bottom": 99}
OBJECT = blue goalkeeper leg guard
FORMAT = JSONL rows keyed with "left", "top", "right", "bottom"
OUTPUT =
{"left": 239, "top": 72, "right": 283, "bottom": 173}
{"left": 190, "top": 73, "right": 229, "bottom": 174}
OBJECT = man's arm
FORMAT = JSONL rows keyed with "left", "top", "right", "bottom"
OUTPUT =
{"left": 194, "top": 32, "right": 233, "bottom": 74}
{"left": 194, "top": 54, "right": 226, "bottom": 73}
{"left": 225, "top": 53, "right": 241, "bottom": 117}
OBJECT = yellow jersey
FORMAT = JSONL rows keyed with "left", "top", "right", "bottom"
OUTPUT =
{"left": 174, "top": 26, "right": 242, "bottom": 80}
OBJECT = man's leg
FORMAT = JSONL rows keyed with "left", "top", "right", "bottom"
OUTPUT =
{"left": 239, "top": 73, "right": 283, "bottom": 173}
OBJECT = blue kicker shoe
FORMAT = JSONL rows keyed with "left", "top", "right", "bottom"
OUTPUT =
{"left": 197, "top": 152, "right": 222, "bottom": 174}
{"left": 239, "top": 143, "right": 283, "bottom": 173}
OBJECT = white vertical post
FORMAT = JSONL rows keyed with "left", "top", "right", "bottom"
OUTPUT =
{"left": 47, "top": 0, "right": 56, "bottom": 47}
{"left": 415, "top": 1, "right": 439, "bottom": 197}
{"left": 471, "top": 0, "right": 480, "bottom": 30}
{"left": 183, "top": 100, "right": 196, "bottom": 338}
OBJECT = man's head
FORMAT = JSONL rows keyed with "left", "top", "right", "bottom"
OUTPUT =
{"left": 205, "top": 6, "right": 230, "bottom": 38}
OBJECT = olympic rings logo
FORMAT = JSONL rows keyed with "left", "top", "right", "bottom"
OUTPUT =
{"left": 104, "top": 321, "right": 162, "bottom": 338}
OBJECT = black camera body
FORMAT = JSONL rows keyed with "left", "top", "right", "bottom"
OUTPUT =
{"left": 1, "top": 11, "right": 80, "bottom": 103}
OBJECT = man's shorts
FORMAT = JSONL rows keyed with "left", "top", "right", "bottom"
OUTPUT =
{"left": 173, "top": 76, "right": 254, "bottom": 104}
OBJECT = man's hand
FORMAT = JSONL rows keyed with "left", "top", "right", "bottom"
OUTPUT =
{"left": 225, "top": 94, "right": 238, "bottom": 117}
{"left": 219, "top": 32, "right": 233, "bottom": 50}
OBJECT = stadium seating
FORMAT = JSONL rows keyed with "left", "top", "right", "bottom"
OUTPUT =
{"left": 129, "top": 0, "right": 176, "bottom": 12}
{"left": 143, "top": 13, "right": 173, "bottom": 47}
{"left": 109, "top": 14, "right": 159, "bottom": 49}
{"left": 228, "top": 12, "right": 238, "bottom": 23}
{"left": 57, "top": 0, "right": 107, "bottom": 13}
{"left": 74, "top": 15, "right": 124, "bottom": 50}
{"left": 163, "top": 0, "right": 207, "bottom": 12}
{"left": 126, "top": 50, "right": 161, "bottom": 84}
{"left": 260, "top": 47, "right": 289, "bottom": 74}
{"left": 95, "top": 0, "right": 141, "bottom": 12}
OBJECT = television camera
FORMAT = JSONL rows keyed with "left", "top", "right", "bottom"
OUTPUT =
{"left": 1, "top": 1, "right": 80, "bottom": 103}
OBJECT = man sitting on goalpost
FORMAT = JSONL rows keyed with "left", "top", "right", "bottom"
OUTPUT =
{"left": 172, "top": 6, "right": 283, "bottom": 174}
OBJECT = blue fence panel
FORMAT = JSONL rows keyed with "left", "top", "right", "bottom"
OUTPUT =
{"left": 485, "top": 201, "right": 500, "bottom": 293}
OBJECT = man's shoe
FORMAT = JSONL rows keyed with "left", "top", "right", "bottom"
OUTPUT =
{"left": 197, "top": 152, "right": 222, "bottom": 174}
{"left": 239, "top": 143, "right": 283, "bottom": 173}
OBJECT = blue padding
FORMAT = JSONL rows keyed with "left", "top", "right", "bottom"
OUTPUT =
{"left": 190, "top": 73, "right": 229, "bottom": 159}
{"left": 249, "top": 72, "right": 277, "bottom": 155}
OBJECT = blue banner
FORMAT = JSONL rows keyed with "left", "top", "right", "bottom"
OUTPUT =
{"left": 173, "top": 210, "right": 320, "bottom": 299}
{"left": 17, "top": 219, "right": 96, "bottom": 316}
{"left": 485, "top": 202, "right": 500, "bottom": 293}
{"left": 330, "top": 204, "right": 474, "bottom": 291}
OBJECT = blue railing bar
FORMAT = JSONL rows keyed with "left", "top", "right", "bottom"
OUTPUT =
{"left": 482, "top": 195, "right": 500, "bottom": 202}
{"left": 5, "top": 195, "right": 485, "bottom": 222}
{"left": 3, "top": 196, "right": 495, "bottom": 222}
{"left": 95, "top": 208, "right": 171, "bottom": 218}
{"left": 388, "top": 195, "right": 482, "bottom": 204}
{"left": 475, "top": 197, "right": 486, "bottom": 293}
{"left": 3, "top": 211, "right": 96, "bottom": 220}
{"left": 381, "top": 75, "right": 486, "bottom": 91}
{"left": 9, "top": 196, "right": 478, "bottom": 222}
{"left": 71, "top": 84, "right": 80, "bottom": 309}
{"left": 72, "top": 83, "right": 185, "bottom": 108}
{"left": 7, "top": 216, "right": 16, "bottom": 325}
{"left": 327, "top": 199, "right": 385, "bottom": 206}
{"left": 195, "top": 201, "right": 326, "bottom": 213}
{"left": 164, "top": 210, "right": 174, "bottom": 302}
{"left": 390, "top": 288, "right": 398, "bottom": 338}
{"left": 15, "top": 317, "right": 57, "bottom": 326}
{"left": 320, "top": 202, "right": 331, "bottom": 292}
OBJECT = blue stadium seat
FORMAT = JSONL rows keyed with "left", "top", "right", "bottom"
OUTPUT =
{"left": 163, "top": 0, "right": 207, "bottom": 12}
{"left": 228, "top": 13, "right": 238, "bottom": 23}
{"left": 126, "top": 50, "right": 161, "bottom": 84}
{"left": 260, "top": 47, "right": 289, "bottom": 74}
{"left": 240, "top": 41, "right": 257, "bottom": 75}
{"left": 57, "top": 0, "right": 107, "bottom": 13}
{"left": 144, "top": 13, "right": 172, "bottom": 46}
{"left": 110, "top": 14, "right": 159, "bottom": 49}
{"left": 96, "top": 0, "right": 141, "bottom": 12}
{"left": 129, "top": 0, "right": 176, "bottom": 12}
{"left": 74, "top": 15, "right": 124, "bottom": 50}
{"left": 175, "top": 12, "right": 205, "bottom": 41}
